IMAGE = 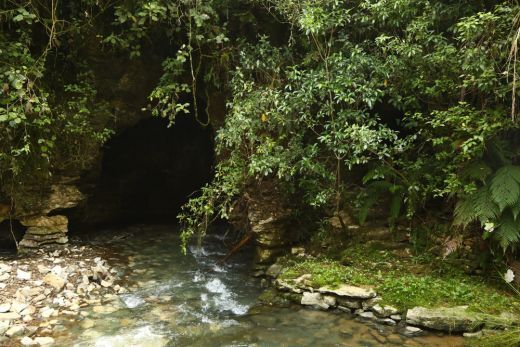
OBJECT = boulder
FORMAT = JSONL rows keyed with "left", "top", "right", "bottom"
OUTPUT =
{"left": 301, "top": 292, "right": 336, "bottom": 309}
{"left": 406, "top": 306, "right": 483, "bottom": 332}
{"left": 318, "top": 284, "right": 376, "bottom": 299}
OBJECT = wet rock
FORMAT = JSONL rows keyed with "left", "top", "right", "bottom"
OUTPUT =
{"left": 275, "top": 279, "right": 303, "bottom": 294}
{"left": 390, "top": 314, "right": 402, "bottom": 321}
{"left": 402, "top": 326, "right": 423, "bottom": 337}
{"left": 371, "top": 304, "right": 399, "bottom": 317}
{"left": 81, "top": 319, "right": 95, "bottom": 329}
{"left": 337, "top": 306, "right": 352, "bottom": 313}
{"left": 362, "top": 297, "right": 382, "bottom": 310}
{"left": 357, "top": 311, "right": 376, "bottom": 320}
{"left": 406, "top": 306, "right": 483, "bottom": 332}
{"left": 318, "top": 284, "right": 376, "bottom": 299}
{"left": 5, "top": 324, "right": 26, "bottom": 337}
{"left": 377, "top": 318, "right": 397, "bottom": 326}
{"left": 301, "top": 292, "right": 335, "bottom": 309}
{"left": 93, "top": 305, "right": 118, "bottom": 314}
{"left": 337, "top": 298, "right": 361, "bottom": 310}
{"left": 266, "top": 263, "right": 283, "bottom": 278}
{"left": 34, "top": 336, "right": 55, "bottom": 346}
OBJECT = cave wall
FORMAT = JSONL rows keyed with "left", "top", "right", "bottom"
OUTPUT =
{"left": 0, "top": 38, "right": 217, "bottom": 250}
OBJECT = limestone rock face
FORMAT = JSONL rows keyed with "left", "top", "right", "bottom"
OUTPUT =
{"left": 4, "top": 176, "right": 84, "bottom": 251}
{"left": 230, "top": 179, "right": 296, "bottom": 264}
{"left": 19, "top": 215, "right": 69, "bottom": 250}
{"left": 406, "top": 306, "right": 483, "bottom": 332}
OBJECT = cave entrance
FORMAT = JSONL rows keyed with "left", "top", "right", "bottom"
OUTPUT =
{"left": 72, "top": 116, "right": 214, "bottom": 228}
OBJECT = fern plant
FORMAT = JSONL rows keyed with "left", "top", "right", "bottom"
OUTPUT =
{"left": 357, "top": 166, "right": 406, "bottom": 229}
{"left": 454, "top": 163, "right": 520, "bottom": 251}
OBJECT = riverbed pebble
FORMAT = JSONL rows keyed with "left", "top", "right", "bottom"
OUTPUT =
{"left": 0, "top": 245, "right": 124, "bottom": 342}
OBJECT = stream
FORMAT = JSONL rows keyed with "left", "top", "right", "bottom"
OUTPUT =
{"left": 50, "top": 225, "right": 462, "bottom": 346}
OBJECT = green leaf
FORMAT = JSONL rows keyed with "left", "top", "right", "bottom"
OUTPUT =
{"left": 388, "top": 193, "right": 402, "bottom": 228}
{"left": 490, "top": 165, "right": 520, "bottom": 211}
{"left": 495, "top": 211, "right": 520, "bottom": 251}
{"left": 454, "top": 186, "right": 499, "bottom": 227}
{"left": 461, "top": 160, "right": 492, "bottom": 182}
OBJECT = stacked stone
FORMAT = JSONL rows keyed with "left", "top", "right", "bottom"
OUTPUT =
{"left": 18, "top": 216, "right": 69, "bottom": 249}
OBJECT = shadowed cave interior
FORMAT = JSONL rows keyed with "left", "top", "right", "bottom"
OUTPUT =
{"left": 68, "top": 115, "right": 214, "bottom": 231}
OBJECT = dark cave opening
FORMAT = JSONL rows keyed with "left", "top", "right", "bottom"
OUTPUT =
{"left": 69, "top": 115, "right": 214, "bottom": 230}
{"left": 0, "top": 219, "right": 26, "bottom": 253}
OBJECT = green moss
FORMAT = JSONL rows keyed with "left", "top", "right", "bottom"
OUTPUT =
{"left": 279, "top": 258, "right": 368, "bottom": 288}
{"left": 278, "top": 244, "right": 520, "bottom": 315}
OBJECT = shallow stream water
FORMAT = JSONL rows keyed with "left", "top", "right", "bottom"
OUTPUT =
{"left": 52, "top": 225, "right": 462, "bottom": 346}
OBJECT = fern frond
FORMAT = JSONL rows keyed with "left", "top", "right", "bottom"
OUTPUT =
{"left": 485, "top": 138, "right": 513, "bottom": 167}
{"left": 461, "top": 160, "right": 492, "bottom": 183}
{"left": 388, "top": 193, "right": 403, "bottom": 228}
{"left": 495, "top": 211, "right": 520, "bottom": 251}
{"left": 454, "top": 187, "right": 500, "bottom": 227}
{"left": 358, "top": 192, "right": 379, "bottom": 225}
{"left": 490, "top": 165, "right": 520, "bottom": 211}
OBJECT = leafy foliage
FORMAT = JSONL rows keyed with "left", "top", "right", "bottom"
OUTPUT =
{"left": 2, "top": 0, "right": 520, "bottom": 255}
{"left": 0, "top": 1, "right": 114, "bottom": 197}
{"left": 177, "top": 0, "right": 520, "bottom": 254}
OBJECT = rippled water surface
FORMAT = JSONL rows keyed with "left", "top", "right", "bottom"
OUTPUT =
{"left": 53, "top": 225, "right": 463, "bottom": 346}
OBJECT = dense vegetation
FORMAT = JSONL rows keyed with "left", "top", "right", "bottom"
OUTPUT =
{"left": 1, "top": 1, "right": 520, "bottom": 263}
